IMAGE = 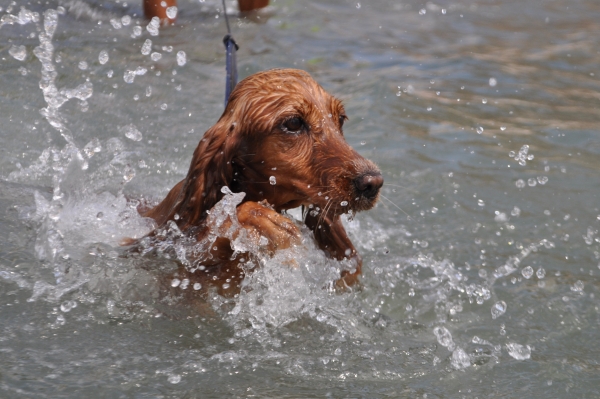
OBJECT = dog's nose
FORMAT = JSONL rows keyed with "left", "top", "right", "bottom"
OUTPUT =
{"left": 354, "top": 172, "right": 384, "bottom": 199}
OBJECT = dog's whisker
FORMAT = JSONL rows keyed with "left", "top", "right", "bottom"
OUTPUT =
{"left": 384, "top": 183, "right": 410, "bottom": 190}
{"left": 318, "top": 198, "right": 333, "bottom": 227}
{"left": 379, "top": 194, "right": 411, "bottom": 220}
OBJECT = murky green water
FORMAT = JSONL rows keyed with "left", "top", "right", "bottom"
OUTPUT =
{"left": 1, "top": 0, "right": 600, "bottom": 397}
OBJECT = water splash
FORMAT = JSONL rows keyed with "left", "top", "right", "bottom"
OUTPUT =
{"left": 0, "top": 7, "right": 39, "bottom": 27}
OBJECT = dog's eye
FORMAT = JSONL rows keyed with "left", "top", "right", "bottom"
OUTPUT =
{"left": 282, "top": 117, "right": 305, "bottom": 133}
{"left": 339, "top": 115, "right": 347, "bottom": 128}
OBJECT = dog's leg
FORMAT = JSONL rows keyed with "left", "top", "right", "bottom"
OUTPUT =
{"left": 304, "top": 212, "right": 362, "bottom": 289}
{"left": 236, "top": 201, "right": 301, "bottom": 254}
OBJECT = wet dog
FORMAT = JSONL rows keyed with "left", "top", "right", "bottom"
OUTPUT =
{"left": 135, "top": 68, "right": 383, "bottom": 296}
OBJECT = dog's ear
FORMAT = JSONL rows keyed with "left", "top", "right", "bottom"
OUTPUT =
{"left": 142, "top": 116, "right": 242, "bottom": 230}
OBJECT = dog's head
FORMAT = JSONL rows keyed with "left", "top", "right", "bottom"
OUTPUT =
{"left": 160, "top": 69, "right": 383, "bottom": 229}
{"left": 227, "top": 69, "right": 382, "bottom": 216}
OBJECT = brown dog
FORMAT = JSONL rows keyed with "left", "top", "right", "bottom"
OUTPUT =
{"left": 136, "top": 69, "right": 383, "bottom": 296}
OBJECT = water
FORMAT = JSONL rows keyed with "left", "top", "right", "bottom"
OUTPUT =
{"left": 1, "top": 0, "right": 600, "bottom": 397}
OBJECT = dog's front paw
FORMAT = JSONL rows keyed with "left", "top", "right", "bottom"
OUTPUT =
{"left": 236, "top": 201, "right": 301, "bottom": 253}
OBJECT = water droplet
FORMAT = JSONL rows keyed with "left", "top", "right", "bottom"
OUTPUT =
{"left": 176, "top": 50, "right": 187, "bottom": 66}
{"left": 160, "top": 103, "right": 168, "bottom": 110}
{"left": 527, "top": 178, "right": 537, "bottom": 187}
{"left": 477, "top": 199, "right": 485, "bottom": 207}
{"left": 494, "top": 211, "right": 507, "bottom": 222}
{"left": 55, "top": 314, "right": 66, "bottom": 326}
{"left": 84, "top": 138, "right": 102, "bottom": 157}
{"left": 478, "top": 269, "right": 487, "bottom": 278}
{"left": 151, "top": 52, "right": 162, "bottom": 61}
{"left": 121, "top": 15, "right": 131, "bottom": 26}
{"left": 433, "top": 326, "right": 455, "bottom": 350}
{"left": 141, "top": 39, "right": 152, "bottom": 55}
{"left": 166, "top": 6, "right": 178, "bottom": 19}
{"left": 360, "top": 141, "right": 366, "bottom": 145}
{"left": 537, "top": 176, "right": 548, "bottom": 185}
{"left": 506, "top": 342, "right": 531, "bottom": 360}
{"left": 135, "top": 66, "right": 147, "bottom": 76}
{"left": 356, "top": 2, "right": 361, "bottom": 9}
{"left": 427, "top": 107, "right": 432, "bottom": 111}
{"left": 489, "top": 77, "right": 497, "bottom": 87}
{"left": 482, "top": 98, "right": 488, "bottom": 104}
{"left": 521, "top": 266, "right": 534, "bottom": 279}
{"left": 269, "top": 176, "right": 276, "bottom": 185}
{"left": 78, "top": 61, "right": 88, "bottom": 70}
{"left": 132, "top": 25, "right": 142, "bottom": 37}
{"left": 491, "top": 301, "right": 507, "bottom": 319}
{"left": 500, "top": 126, "right": 506, "bottom": 131}
{"left": 123, "top": 166, "right": 136, "bottom": 182}
{"left": 96, "top": 212, "right": 104, "bottom": 219}
{"left": 511, "top": 206, "right": 521, "bottom": 216}
{"left": 512, "top": 144, "right": 531, "bottom": 166}
{"left": 515, "top": 179, "right": 525, "bottom": 188}
{"left": 536, "top": 267, "right": 546, "bottom": 279}
{"left": 476, "top": 126, "right": 484, "bottom": 134}
{"left": 193, "top": 283, "right": 202, "bottom": 290}
{"left": 120, "top": 124, "right": 143, "bottom": 141}
{"left": 451, "top": 347, "right": 471, "bottom": 369}
{"left": 9, "top": 45, "right": 27, "bottom": 61}
{"left": 419, "top": 8, "right": 426, "bottom": 15}
{"left": 168, "top": 374, "right": 181, "bottom": 384}
{"left": 110, "top": 18, "right": 122, "bottom": 29}
{"left": 171, "top": 278, "right": 181, "bottom": 287}
{"left": 571, "top": 280, "right": 584, "bottom": 292}
{"left": 98, "top": 50, "right": 109, "bottom": 65}
{"left": 340, "top": 201, "right": 348, "bottom": 206}
{"left": 146, "top": 17, "right": 160, "bottom": 36}
{"left": 124, "top": 69, "right": 136, "bottom": 83}
{"left": 60, "top": 300, "right": 77, "bottom": 312}
{"left": 180, "top": 278, "right": 189, "bottom": 289}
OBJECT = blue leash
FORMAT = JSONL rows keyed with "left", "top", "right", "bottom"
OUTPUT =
{"left": 221, "top": 0, "right": 238, "bottom": 107}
